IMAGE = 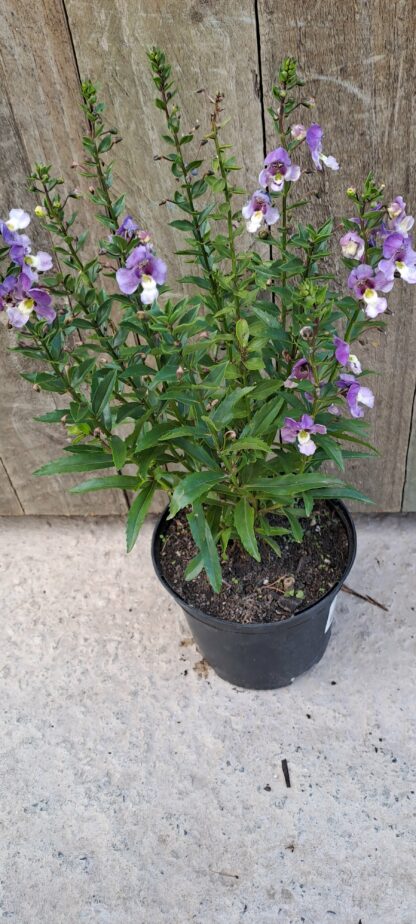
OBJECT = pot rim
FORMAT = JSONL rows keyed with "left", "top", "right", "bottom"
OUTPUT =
{"left": 151, "top": 499, "right": 357, "bottom": 633}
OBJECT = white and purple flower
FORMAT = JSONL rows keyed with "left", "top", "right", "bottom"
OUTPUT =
{"left": 378, "top": 232, "right": 416, "bottom": 285}
{"left": 280, "top": 413, "right": 327, "bottom": 456}
{"left": 305, "top": 124, "right": 339, "bottom": 172}
{"left": 337, "top": 373, "right": 374, "bottom": 418}
{"left": 116, "top": 245, "right": 167, "bottom": 304}
{"left": 2, "top": 208, "right": 31, "bottom": 233}
{"left": 116, "top": 215, "right": 139, "bottom": 239}
{"left": 348, "top": 263, "right": 392, "bottom": 318}
{"left": 259, "top": 147, "right": 301, "bottom": 192}
{"left": 242, "top": 190, "right": 280, "bottom": 233}
{"left": 0, "top": 271, "right": 56, "bottom": 329}
{"left": 339, "top": 230, "right": 365, "bottom": 260}
{"left": 333, "top": 336, "right": 362, "bottom": 374}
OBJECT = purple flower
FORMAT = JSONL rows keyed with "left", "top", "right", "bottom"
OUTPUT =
{"left": 280, "top": 413, "right": 327, "bottom": 456}
{"left": 259, "top": 147, "right": 301, "bottom": 192}
{"left": 333, "top": 336, "right": 362, "bottom": 374}
{"left": 337, "top": 373, "right": 374, "bottom": 418}
{"left": 25, "top": 251, "right": 53, "bottom": 273}
{"left": 242, "top": 190, "right": 280, "bottom": 233}
{"left": 283, "top": 356, "right": 313, "bottom": 389}
{"left": 116, "top": 215, "right": 139, "bottom": 239}
{"left": 378, "top": 232, "right": 416, "bottom": 284}
{"left": 291, "top": 124, "right": 306, "bottom": 141}
{"left": 116, "top": 245, "right": 167, "bottom": 304}
{"left": 348, "top": 263, "right": 392, "bottom": 318}
{"left": 339, "top": 230, "right": 365, "bottom": 260}
{"left": 2, "top": 208, "right": 31, "bottom": 233}
{"left": 0, "top": 270, "right": 55, "bottom": 329}
{"left": 305, "top": 123, "right": 339, "bottom": 172}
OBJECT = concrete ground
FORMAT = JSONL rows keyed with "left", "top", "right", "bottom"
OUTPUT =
{"left": 0, "top": 514, "right": 415, "bottom": 924}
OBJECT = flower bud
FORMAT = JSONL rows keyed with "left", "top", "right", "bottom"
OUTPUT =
{"left": 300, "top": 325, "right": 313, "bottom": 340}
{"left": 303, "top": 97, "right": 316, "bottom": 108}
{"left": 346, "top": 186, "right": 357, "bottom": 198}
{"left": 176, "top": 365, "right": 184, "bottom": 379}
{"left": 291, "top": 124, "right": 306, "bottom": 141}
{"left": 225, "top": 430, "right": 237, "bottom": 440}
{"left": 34, "top": 205, "right": 47, "bottom": 218}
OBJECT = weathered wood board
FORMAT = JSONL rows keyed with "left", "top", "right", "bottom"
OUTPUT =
{"left": 1, "top": 0, "right": 416, "bottom": 513}
{"left": 0, "top": 0, "right": 127, "bottom": 514}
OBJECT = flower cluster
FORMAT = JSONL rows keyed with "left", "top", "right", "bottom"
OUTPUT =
{"left": 0, "top": 209, "right": 55, "bottom": 328}
{"left": 243, "top": 122, "right": 338, "bottom": 234}
{"left": 341, "top": 195, "right": 416, "bottom": 320}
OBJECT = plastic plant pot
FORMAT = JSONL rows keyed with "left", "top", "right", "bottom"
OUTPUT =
{"left": 151, "top": 500, "right": 357, "bottom": 690}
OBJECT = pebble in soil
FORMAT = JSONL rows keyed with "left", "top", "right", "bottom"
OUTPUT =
{"left": 159, "top": 501, "right": 349, "bottom": 624}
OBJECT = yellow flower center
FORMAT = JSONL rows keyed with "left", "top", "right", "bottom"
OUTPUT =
{"left": 18, "top": 298, "right": 34, "bottom": 316}
{"left": 396, "top": 260, "right": 405, "bottom": 270}
{"left": 364, "top": 288, "right": 376, "bottom": 301}
{"left": 274, "top": 172, "right": 283, "bottom": 183}
{"left": 298, "top": 430, "right": 310, "bottom": 444}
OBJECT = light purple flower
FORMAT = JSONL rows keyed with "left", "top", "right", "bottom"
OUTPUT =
{"left": 25, "top": 251, "right": 53, "bottom": 273}
{"left": 0, "top": 270, "right": 55, "bottom": 329}
{"left": 116, "top": 245, "right": 167, "bottom": 304}
{"left": 291, "top": 124, "right": 306, "bottom": 141}
{"left": 242, "top": 190, "right": 280, "bottom": 233}
{"left": 116, "top": 215, "right": 139, "bottom": 239}
{"left": 333, "top": 336, "right": 362, "bottom": 374}
{"left": 328, "top": 403, "right": 342, "bottom": 416}
{"left": 337, "top": 373, "right": 374, "bottom": 418}
{"left": 348, "top": 263, "right": 392, "bottom": 318}
{"left": 378, "top": 232, "right": 416, "bottom": 284}
{"left": 283, "top": 356, "right": 313, "bottom": 389}
{"left": 280, "top": 413, "right": 327, "bottom": 456}
{"left": 305, "top": 123, "right": 339, "bottom": 172}
{"left": 259, "top": 147, "right": 301, "bottom": 193}
{"left": 2, "top": 208, "right": 31, "bottom": 232}
{"left": 340, "top": 230, "right": 365, "bottom": 260}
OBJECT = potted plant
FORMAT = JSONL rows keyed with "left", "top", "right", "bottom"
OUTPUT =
{"left": 1, "top": 51, "right": 413, "bottom": 688}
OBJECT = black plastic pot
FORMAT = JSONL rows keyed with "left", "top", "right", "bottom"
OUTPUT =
{"left": 151, "top": 501, "right": 357, "bottom": 690}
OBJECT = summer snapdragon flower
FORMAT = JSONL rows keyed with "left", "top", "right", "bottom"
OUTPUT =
{"left": 339, "top": 230, "right": 365, "bottom": 260}
{"left": 337, "top": 373, "right": 374, "bottom": 418}
{"left": 242, "top": 190, "right": 280, "bottom": 233}
{"left": 280, "top": 414, "right": 327, "bottom": 456}
{"left": 348, "top": 263, "right": 392, "bottom": 318}
{"left": 116, "top": 245, "right": 167, "bottom": 304}
{"left": 2, "top": 208, "right": 31, "bottom": 232}
{"left": 116, "top": 215, "right": 139, "bottom": 239}
{"left": 387, "top": 196, "right": 414, "bottom": 236}
{"left": 0, "top": 271, "right": 55, "bottom": 329}
{"left": 305, "top": 124, "right": 339, "bottom": 172}
{"left": 284, "top": 356, "right": 314, "bottom": 389}
{"left": 378, "top": 232, "right": 416, "bottom": 284}
{"left": 259, "top": 147, "right": 301, "bottom": 192}
{"left": 333, "top": 336, "right": 362, "bottom": 374}
{"left": 290, "top": 124, "right": 307, "bottom": 141}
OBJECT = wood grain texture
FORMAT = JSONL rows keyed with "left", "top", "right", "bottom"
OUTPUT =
{"left": 257, "top": 0, "right": 416, "bottom": 511}
{"left": 0, "top": 0, "right": 127, "bottom": 514}
{"left": 64, "top": 0, "right": 264, "bottom": 283}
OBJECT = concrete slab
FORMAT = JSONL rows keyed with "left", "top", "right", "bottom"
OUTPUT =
{"left": 0, "top": 514, "right": 415, "bottom": 924}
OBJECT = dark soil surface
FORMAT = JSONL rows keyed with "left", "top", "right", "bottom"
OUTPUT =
{"left": 158, "top": 502, "right": 350, "bottom": 624}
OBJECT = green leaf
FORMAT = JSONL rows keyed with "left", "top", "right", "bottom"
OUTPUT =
{"left": 34, "top": 453, "right": 113, "bottom": 476}
{"left": 170, "top": 219, "right": 195, "bottom": 231}
{"left": 169, "top": 471, "right": 224, "bottom": 518}
{"left": 236, "top": 318, "right": 250, "bottom": 348}
{"left": 126, "top": 483, "right": 156, "bottom": 552}
{"left": 184, "top": 552, "right": 204, "bottom": 581}
{"left": 91, "top": 368, "right": 117, "bottom": 415}
{"left": 111, "top": 435, "right": 127, "bottom": 469}
{"left": 70, "top": 475, "right": 139, "bottom": 494}
{"left": 224, "top": 436, "right": 270, "bottom": 454}
{"left": 210, "top": 386, "right": 254, "bottom": 427}
{"left": 234, "top": 498, "right": 261, "bottom": 561}
{"left": 187, "top": 503, "right": 222, "bottom": 592}
{"left": 34, "top": 408, "right": 70, "bottom": 423}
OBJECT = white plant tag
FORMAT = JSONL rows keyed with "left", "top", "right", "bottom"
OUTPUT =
{"left": 325, "top": 595, "right": 337, "bottom": 633}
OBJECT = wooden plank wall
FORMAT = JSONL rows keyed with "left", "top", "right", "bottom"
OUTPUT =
{"left": 0, "top": 0, "right": 415, "bottom": 514}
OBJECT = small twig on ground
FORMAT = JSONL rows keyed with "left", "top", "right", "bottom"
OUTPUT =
{"left": 341, "top": 584, "right": 388, "bottom": 612}
{"left": 281, "top": 758, "right": 291, "bottom": 788}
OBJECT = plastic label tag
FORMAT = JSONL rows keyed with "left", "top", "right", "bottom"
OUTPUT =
{"left": 325, "top": 595, "right": 337, "bottom": 633}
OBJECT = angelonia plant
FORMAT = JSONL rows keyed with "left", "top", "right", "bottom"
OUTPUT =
{"left": 1, "top": 52, "right": 414, "bottom": 592}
